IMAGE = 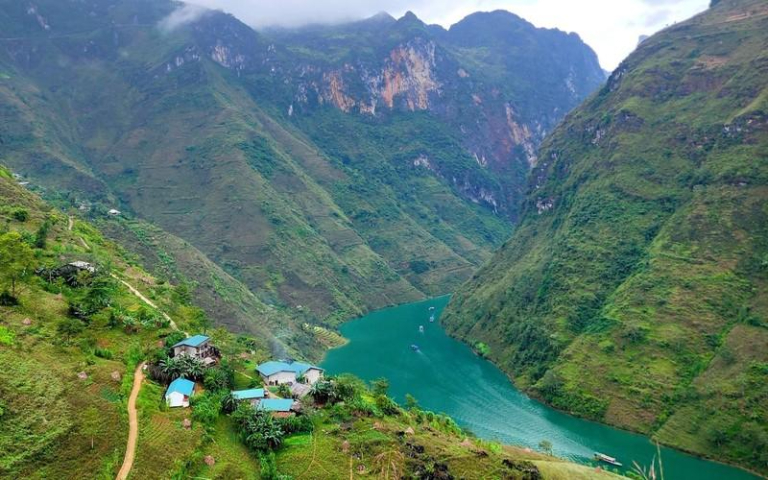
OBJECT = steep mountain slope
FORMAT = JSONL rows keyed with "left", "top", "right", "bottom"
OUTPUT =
{"left": 443, "top": 0, "right": 768, "bottom": 473}
{"left": 0, "top": 0, "right": 604, "bottom": 327}
{"left": 0, "top": 166, "right": 623, "bottom": 480}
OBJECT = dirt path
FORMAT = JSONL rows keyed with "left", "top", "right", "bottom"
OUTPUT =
{"left": 112, "top": 274, "right": 181, "bottom": 332}
{"left": 116, "top": 361, "right": 146, "bottom": 480}
{"left": 67, "top": 215, "right": 74, "bottom": 231}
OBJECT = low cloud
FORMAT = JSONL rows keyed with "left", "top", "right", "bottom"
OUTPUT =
{"left": 173, "top": 0, "right": 709, "bottom": 69}
{"left": 159, "top": 3, "right": 211, "bottom": 32}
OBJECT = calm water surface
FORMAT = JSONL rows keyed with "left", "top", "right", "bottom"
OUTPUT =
{"left": 322, "top": 296, "right": 759, "bottom": 480}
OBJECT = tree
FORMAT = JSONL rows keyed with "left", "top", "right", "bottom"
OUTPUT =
{"left": 204, "top": 365, "right": 234, "bottom": 392}
{"left": 538, "top": 440, "right": 553, "bottom": 456}
{"left": 309, "top": 380, "right": 332, "bottom": 404}
{"left": 405, "top": 394, "right": 419, "bottom": 411}
{"left": 0, "top": 232, "right": 35, "bottom": 297}
{"left": 222, "top": 392, "right": 239, "bottom": 414}
{"left": 372, "top": 377, "right": 390, "bottom": 396}
{"left": 57, "top": 318, "right": 85, "bottom": 341}
{"left": 81, "top": 407, "right": 101, "bottom": 449}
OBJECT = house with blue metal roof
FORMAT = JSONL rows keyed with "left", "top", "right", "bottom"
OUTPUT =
{"left": 231, "top": 388, "right": 266, "bottom": 405}
{"left": 256, "top": 360, "right": 324, "bottom": 385}
{"left": 165, "top": 378, "right": 196, "bottom": 408}
{"left": 257, "top": 398, "right": 295, "bottom": 414}
{"left": 172, "top": 334, "right": 217, "bottom": 364}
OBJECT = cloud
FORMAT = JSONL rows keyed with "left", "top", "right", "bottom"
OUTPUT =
{"left": 159, "top": 3, "right": 210, "bottom": 32}
{"left": 177, "top": 0, "right": 710, "bottom": 69}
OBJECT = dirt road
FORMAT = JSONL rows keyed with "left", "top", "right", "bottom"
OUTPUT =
{"left": 116, "top": 361, "right": 146, "bottom": 480}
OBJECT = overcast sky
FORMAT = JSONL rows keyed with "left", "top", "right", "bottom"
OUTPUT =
{"left": 184, "top": 0, "right": 710, "bottom": 70}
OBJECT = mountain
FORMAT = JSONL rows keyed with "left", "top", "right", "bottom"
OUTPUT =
{"left": 0, "top": 0, "right": 604, "bottom": 332}
{"left": 0, "top": 165, "right": 624, "bottom": 480}
{"left": 443, "top": 0, "right": 768, "bottom": 473}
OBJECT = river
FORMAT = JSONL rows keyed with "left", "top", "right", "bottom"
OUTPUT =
{"left": 321, "top": 296, "right": 759, "bottom": 480}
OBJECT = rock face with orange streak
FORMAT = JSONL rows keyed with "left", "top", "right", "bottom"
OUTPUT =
{"left": 379, "top": 41, "right": 440, "bottom": 110}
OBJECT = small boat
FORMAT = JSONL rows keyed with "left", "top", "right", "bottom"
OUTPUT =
{"left": 429, "top": 314, "right": 435, "bottom": 322}
{"left": 429, "top": 306, "right": 435, "bottom": 311}
{"left": 594, "top": 452, "right": 622, "bottom": 467}
{"left": 419, "top": 325, "right": 424, "bottom": 333}
{"left": 410, "top": 344, "right": 420, "bottom": 351}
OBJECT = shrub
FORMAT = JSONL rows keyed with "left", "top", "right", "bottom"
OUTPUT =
{"left": 376, "top": 395, "right": 400, "bottom": 416}
{"left": 0, "top": 326, "right": 15, "bottom": 346}
{"left": 277, "top": 414, "right": 313, "bottom": 435}
{"left": 204, "top": 364, "right": 234, "bottom": 392}
{"left": 191, "top": 393, "right": 222, "bottom": 425}
{"left": 11, "top": 209, "right": 29, "bottom": 222}
{"left": 94, "top": 347, "right": 114, "bottom": 359}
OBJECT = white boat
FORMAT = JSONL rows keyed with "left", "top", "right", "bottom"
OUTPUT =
{"left": 429, "top": 314, "right": 435, "bottom": 322}
{"left": 419, "top": 325, "right": 424, "bottom": 333}
{"left": 594, "top": 452, "right": 622, "bottom": 467}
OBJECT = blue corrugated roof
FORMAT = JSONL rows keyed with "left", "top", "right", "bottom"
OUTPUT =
{"left": 166, "top": 378, "right": 195, "bottom": 396}
{"left": 172, "top": 335, "right": 210, "bottom": 348}
{"left": 258, "top": 398, "right": 294, "bottom": 412}
{"left": 256, "top": 360, "right": 322, "bottom": 376}
{"left": 231, "top": 388, "right": 265, "bottom": 400}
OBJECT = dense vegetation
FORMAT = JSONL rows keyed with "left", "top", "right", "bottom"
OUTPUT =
{"left": 0, "top": 166, "right": 625, "bottom": 479}
{"left": 0, "top": 0, "right": 603, "bottom": 336}
{"left": 443, "top": 0, "right": 768, "bottom": 474}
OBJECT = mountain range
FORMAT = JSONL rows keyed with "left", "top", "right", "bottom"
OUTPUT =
{"left": 0, "top": 0, "right": 604, "bottom": 343}
{"left": 444, "top": 0, "right": 768, "bottom": 472}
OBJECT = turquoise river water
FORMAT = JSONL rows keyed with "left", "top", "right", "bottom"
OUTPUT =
{"left": 321, "top": 296, "right": 760, "bottom": 480}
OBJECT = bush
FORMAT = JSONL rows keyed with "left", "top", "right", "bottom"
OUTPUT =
{"left": 277, "top": 414, "right": 313, "bottom": 435}
{"left": 191, "top": 393, "right": 222, "bottom": 425}
{"left": 94, "top": 347, "right": 114, "bottom": 359}
{"left": 57, "top": 318, "right": 85, "bottom": 340}
{"left": 0, "top": 291, "right": 18, "bottom": 306}
{"left": 204, "top": 364, "right": 234, "bottom": 392}
{"left": 376, "top": 395, "right": 400, "bottom": 416}
{"left": 232, "top": 403, "right": 284, "bottom": 451}
{"left": 11, "top": 209, "right": 29, "bottom": 222}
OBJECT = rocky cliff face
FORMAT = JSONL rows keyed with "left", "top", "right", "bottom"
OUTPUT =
{"left": 192, "top": 10, "right": 605, "bottom": 218}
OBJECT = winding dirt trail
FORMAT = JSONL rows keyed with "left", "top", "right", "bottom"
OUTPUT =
{"left": 116, "top": 362, "right": 146, "bottom": 480}
{"left": 112, "top": 274, "right": 181, "bottom": 332}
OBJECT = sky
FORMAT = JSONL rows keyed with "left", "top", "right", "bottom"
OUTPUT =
{"left": 183, "top": 0, "right": 710, "bottom": 70}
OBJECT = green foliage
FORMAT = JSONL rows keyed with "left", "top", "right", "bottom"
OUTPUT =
{"left": 0, "top": 231, "right": 35, "bottom": 297}
{"left": 276, "top": 383, "right": 292, "bottom": 398}
{"left": 0, "top": 326, "right": 15, "bottom": 346}
{"left": 232, "top": 404, "right": 285, "bottom": 451}
{"left": 203, "top": 363, "right": 234, "bottom": 392}
{"left": 11, "top": 208, "right": 28, "bottom": 222}
{"left": 443, "top": 2, "right": 768, "bottom": 474}
{"left": 191, "top": 392, "right": 223, "bottom": 425}
{"left": 371, "top": 377, "right": 389, "bottom": 396}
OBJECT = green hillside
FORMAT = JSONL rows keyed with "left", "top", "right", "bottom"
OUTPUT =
{"left": 0, "top": 166, "right": 624, "bottom": 479}
{"left": 0, "top": 0, "right": 604, "bottom": 331}
{"left": 443, "top": 0, "right": 768, "bottom": 474}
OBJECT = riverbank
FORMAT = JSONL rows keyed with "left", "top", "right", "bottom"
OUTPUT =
{"left": 441, "top": 322, "right": 767, "bottom": 480}
{"left": 322, "top": 297, "right": 760, "bottom": 480}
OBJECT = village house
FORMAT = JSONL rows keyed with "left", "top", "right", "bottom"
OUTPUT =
{"left": 256, "top": 360, "right": 323, "bottom": 386}
{"left": 172, "top": 335, "right": 217, "bottom": 365}
{"left": 257, "top": 398, "right": 298, "bottom": 418}
{"left": 165, "top": 378, "right": 195, "bottom": 408}
{"left": 231, "top": 388, "right": 266, "bottom": 406}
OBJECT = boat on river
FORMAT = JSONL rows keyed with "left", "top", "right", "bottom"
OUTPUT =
{"left": 419, "top": 325, "right": 424, "bottom": 333}
{"left": 411, "top": 344, "right": 420, "bottom": 351}
{"left": 429, "top": 306, "right": 435, "bottom": 311}
{"left": 429, "top": 314, "right": 435, "bottom": 322}
{"left": 594, "top": 452, "right": 622, "bottom": 467}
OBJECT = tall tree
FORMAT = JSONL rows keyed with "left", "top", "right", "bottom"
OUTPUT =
{"left": 0, "top": 232, "right": 35, "bottom": 297}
